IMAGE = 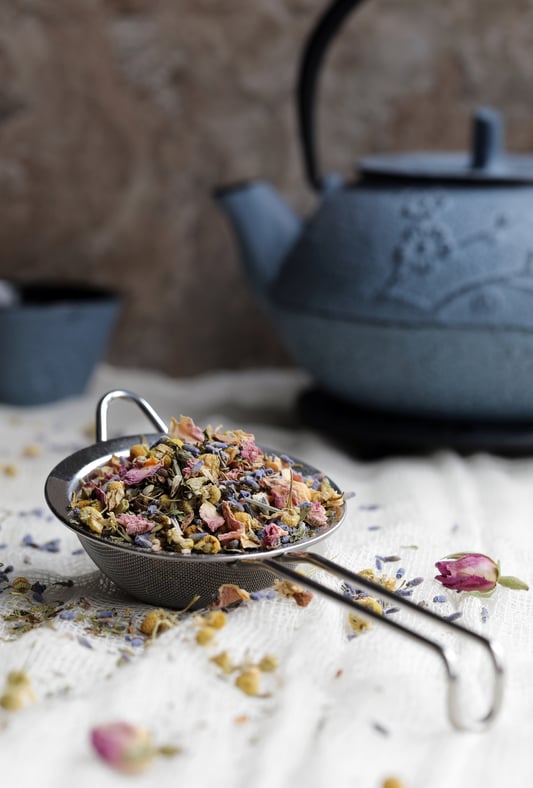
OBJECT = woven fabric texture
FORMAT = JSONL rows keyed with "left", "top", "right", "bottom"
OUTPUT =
{"left": 1, "top": 365, "right": 532, "bottom": 787}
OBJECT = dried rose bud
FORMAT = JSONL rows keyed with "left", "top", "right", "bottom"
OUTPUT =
{"left": 435, "top": 552, "right": 528, "bottom": 594}
{"left": 435, "top": 553, "right": 499, "bottom": 592}
{"left": 90, "top": 722, "right": 154, "bottom": 774}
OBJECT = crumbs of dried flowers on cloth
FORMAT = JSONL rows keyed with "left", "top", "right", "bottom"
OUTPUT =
{"left": 0, "top": 671, "right": 36, "bottom": 711}
{"left": 1, "top": 571, "right": 308, "bottom": 648}
{"left": 70, "top": 415, "right": 344, "bottom": 554}
{"left": 343, "top": 563, "right": 429, "bottom": 635}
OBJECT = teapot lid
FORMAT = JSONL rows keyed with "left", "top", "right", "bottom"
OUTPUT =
{"left": 358, "top": 108, "right": 533, "bottom": 184}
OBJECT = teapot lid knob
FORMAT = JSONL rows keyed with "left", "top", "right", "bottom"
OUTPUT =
{"left": 358, "top": 105, "right": 533, "bottom": 184}
{"left": 471, "top": 107, "right": 504, "bottom": 170}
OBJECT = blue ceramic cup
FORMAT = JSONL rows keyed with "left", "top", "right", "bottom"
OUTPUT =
{"left": 0, "top": 281, "right": 121, "bottom": 405}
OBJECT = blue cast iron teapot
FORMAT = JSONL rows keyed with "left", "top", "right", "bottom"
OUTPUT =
{"left": 216, "top": 0, "right": 533, "bottom": 420}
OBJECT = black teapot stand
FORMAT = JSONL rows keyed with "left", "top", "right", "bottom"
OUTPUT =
{"left": 297, "top": 387, "right": 533, "bottom": 458}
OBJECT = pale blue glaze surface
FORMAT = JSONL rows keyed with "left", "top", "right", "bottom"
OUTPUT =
{"left": 217, "top": 181, "right": 533, "bottom": 418}
{"left": 0, "top": 290, "right": 120, "bottom": 406}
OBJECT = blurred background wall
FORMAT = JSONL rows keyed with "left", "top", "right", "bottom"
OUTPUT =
{"left": 1, "top": 0, "right": 533, "bottom": 376}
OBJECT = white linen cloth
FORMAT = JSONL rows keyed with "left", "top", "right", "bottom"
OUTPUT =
{"left": 0, "top": 364, "right": 532, "bottom": 788}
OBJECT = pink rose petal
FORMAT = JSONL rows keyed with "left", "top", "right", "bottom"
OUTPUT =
{"left": 122, "top": 463, "right": 162, "bottom": 485}
{"left": 199, "top": 501, "right": 225, "bottom": 533}
{"left": 168, "top": 415, "right": 204, "bottom": 444}
{"left": 117, "top": 513, "right": 154, "bottom": 535}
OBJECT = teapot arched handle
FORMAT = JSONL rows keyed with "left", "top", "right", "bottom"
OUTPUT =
{"left": 298, "top": 0, "right": 366, "bottom": 191}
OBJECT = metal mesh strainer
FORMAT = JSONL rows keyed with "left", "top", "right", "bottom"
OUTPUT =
{"left": 45, "top": 390, "right": 504, "bottom": 731}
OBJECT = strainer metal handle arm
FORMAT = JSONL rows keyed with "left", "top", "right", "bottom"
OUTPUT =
{"left": 260, "top": 552, "right": 504, "bottom": 732}
{"left": 96, "top": 390, "right": 168, "bottom": 442}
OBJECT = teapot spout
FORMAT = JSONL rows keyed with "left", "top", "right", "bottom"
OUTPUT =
{"left": 215, "top": 181, "right": 301, "bottom": 303}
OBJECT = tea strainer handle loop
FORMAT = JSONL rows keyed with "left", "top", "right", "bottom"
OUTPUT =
{"left": 260, "top": 552, "right": 504, "bottom": 731}
{"left": 298, "top": 0, "right": 366, "bottom": 191}
{"left": 96, "top": 390, "right": 168, "bottom": 442}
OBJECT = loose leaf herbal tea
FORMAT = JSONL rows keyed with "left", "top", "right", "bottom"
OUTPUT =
{"left": 70, "top": 415, "right": 344, "bottom": 555}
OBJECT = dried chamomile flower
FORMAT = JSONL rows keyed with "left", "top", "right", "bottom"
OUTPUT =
{"left": 129, "top": 443, "right": 149, "bottom": 459}
{"left": 3, "top": 464, "right": 18, "bottom": 477}
{"left": 203, "top": 610, "right": 227, "bottom": 630}
{"left": 348, "top": 614, "right": 371, "bottom": 634}
{"left": 210, "top": 651, "right": 234, "bottom": 674}
{"left": 382, "top": 778, "right": 405, "bottom": 788}
{"left": 139, "top": 609, "right": 175, "bottom": 637}
{"left": 380, "top": 576, "right": 397, "bottom": 592}
{"left": 196, "top": 626, "right": 216, "bottom": 646}
{"left": 358, "top": 568, "right": 396, "bottom": 592}
{"left": 22, "top": 444, "right": 41, "bottom": 458}
{"left": 78, "top": 506, "right": 106, "bottom": 535}
{"left": 356, "top": 596, "right": 383, "bottom": 616}
{"left": 193, "top": 535, "right": 221, "bottom": 555}
{"left": 274, "top": 579, "right": 313, "bottom": 607}
{"left": 348, "top": 596, "right": 383, "bottom": 633}
{"left": 0, "top": 671, "right": 36, "bottom": 711}
{"left": 11, "top": 577, "right": 31, "bottom": 593}
{"left": 258, "top": 654, "right": 279, "bottom": 673}
{"left": 235, "top": 667, "right": 261, "bottom": 696}
{"left": 280, "top": 507, "right": 301, "bottom": 527}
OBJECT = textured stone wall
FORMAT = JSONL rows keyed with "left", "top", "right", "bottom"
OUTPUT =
{"left": 1, "top": 0, "right": 533, "bottom": 375}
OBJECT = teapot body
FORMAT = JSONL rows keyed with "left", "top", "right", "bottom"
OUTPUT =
{"left": 270, "top": 184, "right": 533, "bottom": 418}
{"left": 217, "top": 0, "right": 533, "bottom": 419}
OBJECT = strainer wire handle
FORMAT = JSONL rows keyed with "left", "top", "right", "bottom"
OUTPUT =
{"left": 96, "top": 390, "right": 168, "bottom": 442}
{"left": 260, "top": 552, "right": 504, "bottom": 732}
